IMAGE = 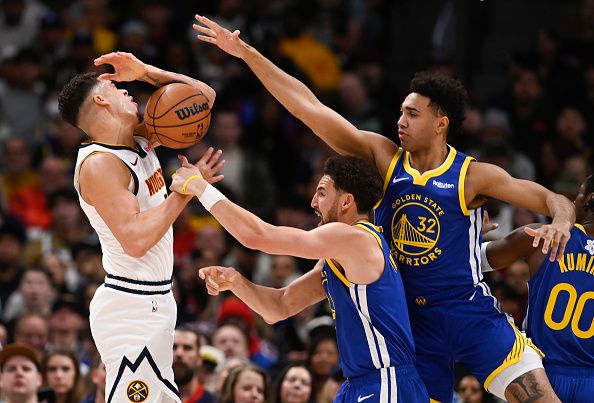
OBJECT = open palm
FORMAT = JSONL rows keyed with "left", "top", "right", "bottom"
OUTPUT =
{"left": 94, "top": 51, "right": 148, "bottom": 82}
{"left": 193, "top": 15, "right": 246, "bottom": 58}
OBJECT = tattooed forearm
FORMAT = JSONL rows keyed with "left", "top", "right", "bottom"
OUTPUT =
{"left": 506, "top": 372, "right": 545, "bottom": 403}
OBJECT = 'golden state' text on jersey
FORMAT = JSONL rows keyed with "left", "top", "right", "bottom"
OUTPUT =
{"left": 374, "top": 146, "right": 483, "bottom": 302}
{"left": 526, "top": 224, "right": 594, "bottom": 402}
{"left": 374, "top": 146, "right": 529, "bottom": 403}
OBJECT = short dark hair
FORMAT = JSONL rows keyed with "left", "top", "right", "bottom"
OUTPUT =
{"left": 58, "top": 72, "right": 99, "bottom": 127}
{"left": 323, "top": 156, "right": 383, "bottom": 214}
{"left": 410, "top": 72, "right": 467, "bottom": 137}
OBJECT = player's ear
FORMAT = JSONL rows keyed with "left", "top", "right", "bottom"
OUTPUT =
{"left": 93, "top": 94, "right": 108, "bottom": 106}
{"left": 436, "top": 115, "right": 449, "bottom": 135}
{"left": 342, "top": 193, "right": 355, "bottom": 210}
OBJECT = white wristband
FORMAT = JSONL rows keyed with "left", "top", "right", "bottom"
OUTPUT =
{"left": 480, "top": 241, "right": 494, "bottom": 272}
{"left": 198, "top": 184, "right": 227, "bottom": 212}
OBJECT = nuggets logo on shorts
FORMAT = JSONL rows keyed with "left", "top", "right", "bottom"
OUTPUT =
{"left": 127, "top": 380, "right": 149, "bottom": 402}
{"left": 390, "top": 195, "right": 443, "bottom": 266}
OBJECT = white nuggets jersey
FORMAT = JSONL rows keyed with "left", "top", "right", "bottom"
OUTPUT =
{"left": 74, "top": 136, "right": 173, "bottom": 281}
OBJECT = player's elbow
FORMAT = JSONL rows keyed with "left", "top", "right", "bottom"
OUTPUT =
{"left": 121, "top": 239, "right": 149, "bottom": 258}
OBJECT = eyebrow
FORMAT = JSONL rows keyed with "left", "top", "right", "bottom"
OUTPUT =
{"left": 401, "top": 105, "right": 421, "bottom": 113}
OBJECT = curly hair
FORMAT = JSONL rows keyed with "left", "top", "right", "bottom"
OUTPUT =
{"left": 410, "top": 72, "right": 467, "bottom": 138}
{"left": 323, "top": 156, "right": 383, "bottom": 214}
{"left": 58, "top": 72, "right": 99, "bottom": 127}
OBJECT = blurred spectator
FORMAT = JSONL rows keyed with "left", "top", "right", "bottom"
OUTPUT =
{"left": 2, "top": 267, "right": 56, "bottom": 323}
{"left": 0, "top": 0, "right": 46, "bottom": 54}
{"left": 219, "top": 363, "right": 268, "bottom": 403}
{"left": 0, "top": 48, "right": 46, "bottom": 142}
{"left": 278, "top": 6, "right": 341, "bottom": 93}
{"left": 0, "top": 214, "right": 27, "bottom": 311}
{"left": 13, "top": 311, "right": 49, "bottom": 354}
{"left": 337, "top": 71, "right": 381, "bottom": 132}
{"left": 213, "top": 355, "right": 250, "bottom": 396}
{"left": 306, "top": 333, "right": 339, "bottom": 403}
{"left": 0, "top": 137, "right": 50, "bottom": 229}
{"left": 41, "top": 347, "right": 86, "bottom": 403}
{"left": 272, "top": 361, "right": 313, "bottom": 403}
{"left": 211, "top": 110, "right": 276, "bottom": 219}
{"left": 455, "top": 374, "right": 489, "bottom": 403}
{"left": 48, "top": 293, "right": 86, "bottom": 351}
{"left": 67, "top": 0, "right": 117, "bottom": 55}
{"left": 212, "top": 322, "right": 250, "bottom": 362}
{"left": 81, "top": 357, "right": 105, "bottom": 403}
{"left": 173, "top": 325, "right": 217, "bottom": 403}
{"left": 0, "top": 342, "right": 42, "bottom": 403}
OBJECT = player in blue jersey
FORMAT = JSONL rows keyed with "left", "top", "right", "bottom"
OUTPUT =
{"left": 171, "top": 155, "right": 429, "bottom": 402}
{"left": 482, "top": 176, "right": 594, "bottom": 402}
{"left": 192, "top": 16, "right": 574, "bottom": 403}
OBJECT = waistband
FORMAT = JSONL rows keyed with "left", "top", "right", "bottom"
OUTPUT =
{"left": 104, "top": 274, "right": 172, "bottom": 295}
{"left": 545, "top": 363, "right": 594, "bottom": 377}
{"left": 347, "top": 365, "right": 419, "bottom": 387}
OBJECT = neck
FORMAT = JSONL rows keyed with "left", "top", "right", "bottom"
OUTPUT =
{"left": 408, "top": 143, "right": 448, "bottom": 174}
{"left": 84, "top": 113, "right": 137, "bottom": 148}
{"left": 342, "top": 213, "right": 370, "bottom": 226}
{"left": 8, "top": 394, "right": 38, "bottom": 403}
{"left": 179, "top": 377, "right": 199, "bottom": 399}
{"left": 580, "top": 217, "right": 594, "bottom": 236}
{"left": 95, "top": 390, "right": 106, "bottom": 403}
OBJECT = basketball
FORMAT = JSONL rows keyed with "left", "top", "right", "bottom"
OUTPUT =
{"left": 144, "top": 83, "right": 212, "bottom": 149}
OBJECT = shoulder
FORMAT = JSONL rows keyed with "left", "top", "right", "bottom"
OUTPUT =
{"left": 79, "top": 152, "right": 129, "bottom": 185}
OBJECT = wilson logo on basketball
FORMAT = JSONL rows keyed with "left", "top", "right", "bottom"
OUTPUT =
{"left": 174, "top": 102, "right": 210, "bottom": 121}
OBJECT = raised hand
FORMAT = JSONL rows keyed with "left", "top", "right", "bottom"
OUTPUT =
{"left": 198, "top": 266, "right": 239, "bottom": 295}
{"left": 170, "top": 149, "right": 224, "bottom": 195}
{"left": 193, "top": 15, "right": 247, "bottom": 58}
{"left": 524, "top": 223, "right": 571, "bottom": 262}
{"left": 94, "top": 51, "right": 149, "bottom": 82}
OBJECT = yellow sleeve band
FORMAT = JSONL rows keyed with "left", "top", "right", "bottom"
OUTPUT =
{"left": 181, "top": 174, "right": 203, "bottom": 195}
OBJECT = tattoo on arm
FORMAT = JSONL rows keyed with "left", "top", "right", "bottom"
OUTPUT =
{"left": 506, "top": 372, "right": 545, "bottom": 403}
{"left": 145, "top": 72, "right": 184, "bottom": 87}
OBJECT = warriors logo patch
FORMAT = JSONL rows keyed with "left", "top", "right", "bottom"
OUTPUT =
{"left": 390, "top": 194, "right": 444, "bottom": 267}
{"left": 127, "top": 380, "right": 149, "bottom": 402}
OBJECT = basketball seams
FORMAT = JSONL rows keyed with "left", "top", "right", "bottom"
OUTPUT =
{"left": 144, "top": 83, "right": 211, "bottom": 149}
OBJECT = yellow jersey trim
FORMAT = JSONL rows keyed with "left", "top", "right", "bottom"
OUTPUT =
{"left": 325, "top": 259, "right": 350, "bottom": 287}
{"left": 355, "top": 222, "right": 384, "bottom": 250}
{"left": 483, "top": 323, "right": 544, "bottom": 392}
{"left": 458, "top": 157, "right": 475, "bottom": 216}
{"left": 374, "top": 148, "right": 403, "bottom": 210}
{"left": 575, "top": 223, "right": 587, "bottom": 235}
{"left": 403, "top": 146, "right": 457, "bottom": 186}
{"left": 429, "top": 399, "right": 443, "bottom": 403}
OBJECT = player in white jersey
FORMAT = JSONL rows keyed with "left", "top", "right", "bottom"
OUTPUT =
{"left": 58, "top": 52, "right": 222, "bottom": 403}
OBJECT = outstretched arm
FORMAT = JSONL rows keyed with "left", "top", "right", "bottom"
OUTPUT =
{"left": 170, "top": 157, "right": 371, "bottom": 261}
{"left": 193, "top": 15, "right": 397, "bottom": 176}
{"left": 467, "top": 162, "right": 575, "bottom": 261}
{"left": 94, "top": 51, "right": 216, "bottom": 108}
{"left": 199, "top": 262, "right": 326, "bottom": 324}
{"left": 485, "top": 224, "right": 545, "bottom": 275}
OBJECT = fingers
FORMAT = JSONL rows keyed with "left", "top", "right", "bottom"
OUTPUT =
{"left": 208, "top": 174, "right": 225, "bottom": 184}
{"left": 198, "top": 147, "right": 214, "bottom": 164}
{"left": 541, "top": 228, "right": 555, "bottom": 255}
{"left": 523, "top": 227, "right": 538, "bottom": 237}
{"left": 554, "top": 234, "right": 569, "bottom": 262}
{"left": 97, "top": 73, "right": 116, "bottom": 81}
{"left": 197, "top": 35, "right": 216, "bottom": 44}
{"left": 192, "top": 23, "right": 217, "bottom": 38}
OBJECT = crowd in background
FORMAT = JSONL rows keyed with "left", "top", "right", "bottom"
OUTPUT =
{"left": 0, "top": 0, "right": 592, "bottom": 402}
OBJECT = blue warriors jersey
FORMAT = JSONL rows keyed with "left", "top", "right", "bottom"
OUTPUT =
{"left": 526, "top": 225, "right": 594, "bottom": 367}
{"left": 374, "top": 146, "right": 483, "bottom": 302}
{"left": 321, "top": 222, "right": 416, "bottom": 378}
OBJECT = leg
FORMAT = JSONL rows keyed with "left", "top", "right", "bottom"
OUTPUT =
{"left": 504, "top": 368, "right": 560, "bottom": 403}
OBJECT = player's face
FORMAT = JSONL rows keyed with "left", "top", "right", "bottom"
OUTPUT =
{"left": 397, "top": 93, "right": 444, "bottom": 152}
{"left": 0, "top": 356, "right": 42, "bottom": 399}
{"left": 574, "top": 178, "right": 593, "bottom": 222}
{"left": 96, "top": 80, "right": 138, "bottom": 119}
{"left": 311, "top": 175, "right": 341, "bottom": 226}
